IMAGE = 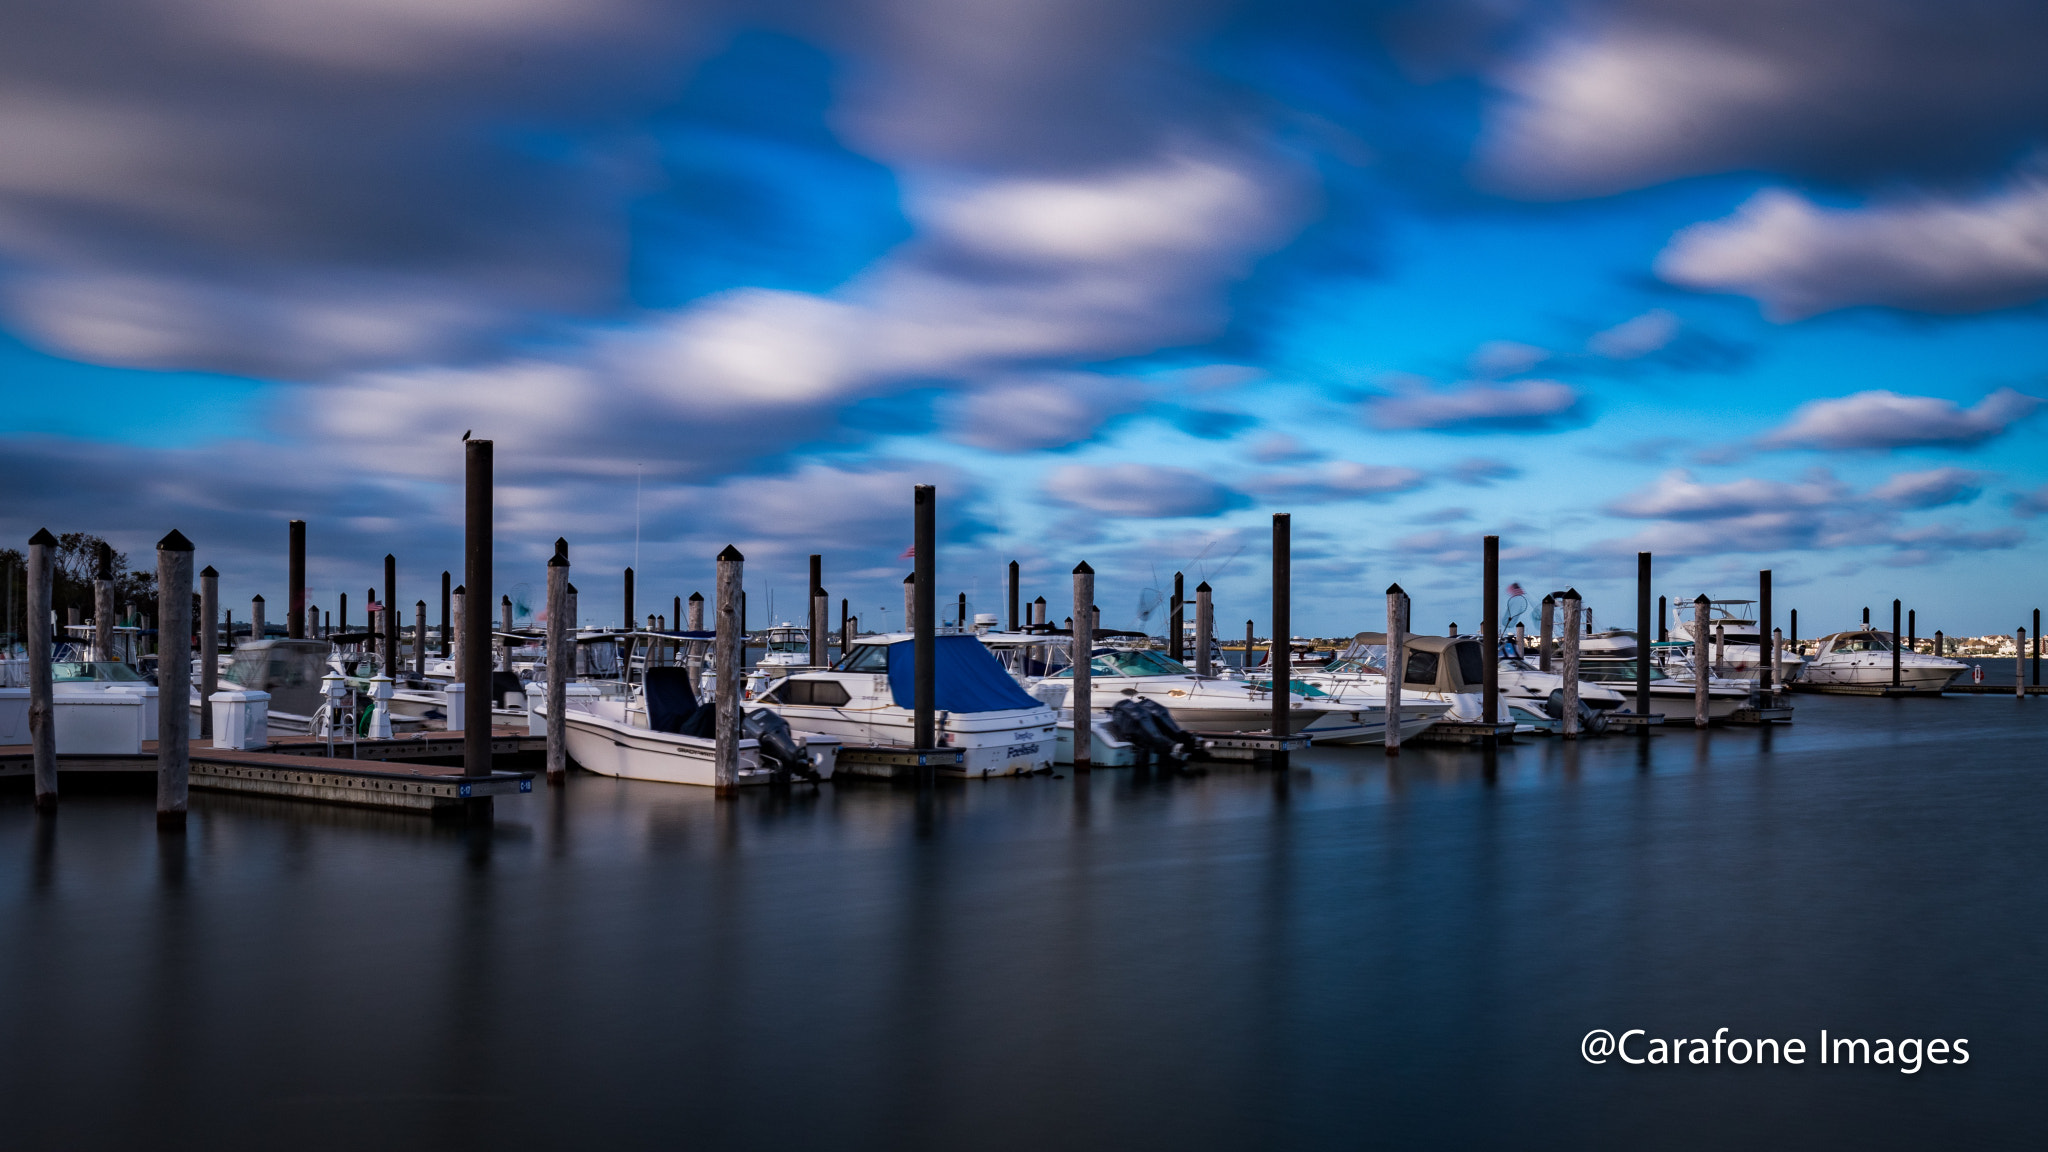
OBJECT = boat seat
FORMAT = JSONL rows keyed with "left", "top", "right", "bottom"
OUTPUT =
{"left": 645, "top": 666, "right": 699, "bottom": 734}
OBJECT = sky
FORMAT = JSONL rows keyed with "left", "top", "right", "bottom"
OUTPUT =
{"left": 3, "top": 0, "right": 2047, "bottom": 639}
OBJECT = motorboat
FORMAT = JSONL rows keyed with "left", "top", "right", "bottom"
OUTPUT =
{"left": 1574, "top": 653, "right": 1754, "bottom": 720}
{"left": 1796, "top": 631, "right": 1965, "bottom": 693}
{"left": 756, "top": 624, "right": 812, "bottom": 669}
{"left": 1665, "top": 599, "right": 1805, "bottom": 681}
{"left": 750, "top": 633, "right": 1059, "bottom": 776}
{"left": 536, "top": 664, "right": 835, "bottom": 786}
{"left": 1305, "top": 633, "right": 1599, "bottom": 726}
{"left": 983, "top": 633, "right": 1404, "bottom": 746}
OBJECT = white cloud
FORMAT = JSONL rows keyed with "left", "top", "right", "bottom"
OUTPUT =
{"left": 1248, "top": 433, "right": 1319, "bottom": 464}
{"left": 1657, "top": 180, "right": 2048, "bottom": 318}
{"left": 1587, "top": 309, "right": 1679, "bottom": 358}
{"left": 1468, "top": 340, "right": 1549, "bottom": 377}
{"left": 1759, "top": 388, "right": 2041, "bottom": 450}
{"left": 1870, "top": 468, "right": 1985, "bottom": 509}
{"left": 1041, "top": 463, "right": 1237, "bottom": 518}
{"left": 946, "top": 372, "right": 1145, "bottom": 451}
{"left": 1243, "top": 461, "right": 1427, "bottom": 504}
{"left": 1366, "top": 379, "right": 1581, "bottom": 431}
{"left": 1607, "top": 469, "right": 1847, "bottom": 520}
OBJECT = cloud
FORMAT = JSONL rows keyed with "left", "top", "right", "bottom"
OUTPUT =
{"left": 1365, "top": 379, "right": 1582, "bottom": 432}
{"left": 1607, "top": 469, "right": 1847, "bottom": 520}
{"left": 1587, "top": 309, "right": 1678, "bottom": 358}
{"left": 946, "top": 372, "right": 1145, "bottom": 451}
{"left": 2012, "top": 484, "right": 2048, "bottom": 518}
{"left": 1758, "top": 388, "right": 2041, "bottom": 450}
{"left": 1248, "top": 433, "right": 1320, "bottom": 464}
{"left": 1473, "top": 4, "right": 2048, "bottom": 198}
{"left": 1468, "top": 340, "right": 1549, "bottom": 377}
{"left": 1448, "top": 456, "right": 1520, "bottom": 486}
{"left": 1041, "top": 463, "right": 1239, "bottom": 518}
{"left": 1870, "top": 468, "right": 1985, "bottom": 509}
{"left": 1657, "top": 180, "right": 2048, "bottom": 318}
{"left": 1243, "top": 461, "right": 1427, "bottom": 504}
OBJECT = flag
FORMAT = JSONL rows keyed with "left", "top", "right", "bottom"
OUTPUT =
{"left": 899, "top": 545, "right": 915, "bottom": 559}
{"left": 1506, "top": 582, "right": 1525, "bottom": 598}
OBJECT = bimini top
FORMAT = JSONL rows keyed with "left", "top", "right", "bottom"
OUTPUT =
{"left": 849, "top": 635, "right": 1044, "bottom": 713}
{"left": 1813, "top": 630, "right": 1895, "bottom": 653}
{"left": 1341, "top": 632, "right": 1489, "bottom": 692}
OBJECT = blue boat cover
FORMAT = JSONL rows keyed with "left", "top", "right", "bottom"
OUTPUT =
{"left": 644, "top": 666, "right": 700, "bottom": 733}
{"left": 885, "top": 635, "right": 1043, "bottom": 713}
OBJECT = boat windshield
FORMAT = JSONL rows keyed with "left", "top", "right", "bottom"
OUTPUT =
{"left": 1831, "top": 634, "right": 1891, "bottom": 653}
{"left": 1321, "top": 658, "right": 1376, "bottom": 676}
{"left": 836, "top": 644, "right": 891, "bottom": 673}
{"left": 50, "top": 661, "right": 145, "bottom": 683}
{"left": 1053, "top": 649, "right": 1192, "bottom": 678}
{"left": 766, "top": 627, "right": 808, "bottom": 653}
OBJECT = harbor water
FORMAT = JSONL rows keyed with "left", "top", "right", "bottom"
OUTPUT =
{"left": 3, "top": 693, "right": 2043, "bottom": 1149}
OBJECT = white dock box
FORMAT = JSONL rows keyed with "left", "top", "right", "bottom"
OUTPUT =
{"left": 52, "top": 689, "right": 147, "bottom": 755}
{"left": 0, "top": 687, "right": 28, "bottom": 744}
{"left": 210, "top": 689, "right": 271, "bottom": 751}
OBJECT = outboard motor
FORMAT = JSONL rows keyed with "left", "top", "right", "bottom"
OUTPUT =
{"left": 744, "top": 708, "right": 817, "bottom": 782}
{"left": 1106, "top": 697, "right": 1201, "bottom": 761}
{"left": 1543, "top": 688, "right": 1609, "bottom": 734}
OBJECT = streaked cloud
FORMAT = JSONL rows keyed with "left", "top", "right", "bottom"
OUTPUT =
{"left": 1587, "top": 309, "right": 1678, "bottom": 359}
{"left": 1758, "top": 388, "right": 2041, "bottom": 450}
{"left": 1041, "top": 463, "right": 1239, "bottom": 518}
{"left": 1365, "top": 379, "right": 1582, "bottom": 432}
{"left": 1242, "top": 461, "right": 1427, "bottom": 504}
{"left": 1870, "top": 467, "right": 1986, "bottom": 509}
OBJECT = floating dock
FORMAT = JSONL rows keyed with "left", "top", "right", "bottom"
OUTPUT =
{"left": 1, "top": 736, "right": 535, "bottom": 814}
{"left": 1408, "top": 721, "right": 1517, "bottom": 746}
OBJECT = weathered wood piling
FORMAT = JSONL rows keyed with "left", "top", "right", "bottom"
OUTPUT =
{"left": 1692, "top": 594, "right": 1710, "bottom": 728}
{"left": 913, "top": 485, "right": 937, "bottom": 775}
{"left": 1560, "top": 588, "right": 1582, "bottom": 739}
{"left": 1483, "top": 535, "right": 1500, "bottom": 728}
{"left": 200, "top": 565, "right": 218, "bottom": 738}
{"left": 1195, "top": 580, "right": 1213, "bottom": 677}
{"left": 462, "top": 439, "right": 494, "bottom": 803}
{"left": 546, "top": 538, "right": 569, "bottom": 785}
{"left": 156, "top": 530, "right": 194, "bottom": 827}
{"left": 288, "top": 520, "right": 306, "bottom": 639}
{"left": 1072, "top": 561, "right": 1094, "bottom": 770}
{"left": 1271, "top": 514, "right": 1290, "bottom": 770}
{"left": 1385, "top": 583, "right": 1406, "bottom": 755}
{"left": 27, "top": 528, "right": 56, "bottom": 809}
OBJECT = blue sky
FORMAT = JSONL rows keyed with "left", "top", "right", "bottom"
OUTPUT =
{"left": 2, "top": 0, "right": 2046, "bottom": 638}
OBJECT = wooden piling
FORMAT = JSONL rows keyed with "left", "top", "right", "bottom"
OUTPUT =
{"left": 27, "top": 529, "right": 56, "bottom": 809}
{"left": 1008, "top": 560, "right": 1019, "bottom": 632}
{"left": 1636, "top": 553, "right": 1652, "bottom": 717}
{"left": 814, "top": 587, "right": 829, "bottom": 660}
{"left": 623, "top": 567, "right": 634, "bottom": 635}
{"left": 546, "top": 538, "right": 569, "bottom": 786}
{"left": 462, "top": 439, "right": 494, "bottom": 783}
{"left": 1245, "top": 619, "right": 1255, "bottom": 669}
{"left": 1560, "top": 588, "right": 1582, "bottom": 739}
{"left": 1171, "top": 570, "right": 1185, "bottom": 663}
{"left": 1892, "top": 600, "right": 1902, "bottom": 689}
{"left": 451, "top": 585, "right": 466, "bottom": 682}
{"left": 1757, "top": 569, "right": 1773, "bottom": 693}
{"left": 1539, "top": 593, "right": 1555, "bottom": 673}
{"left": 1483, "top": 536, "right": 1500, "bottom": 727}
{"left": 2035, "top": 609, "right": 2041, "bottom": 687}
{"left": 1790, "top": 608, "right": 1798, "bottom": 646}
{"left": 840, "top": 597, "right": 850, "bottom": 656}
{"left": 383, "top": 554, "right": 399, "bottom": 674}
{"left": 1935, "top": 630, "right": 1944, "bottom": 658}
{"left": 715, "top": 545, "right": 743, "bottom": 793}
{"left": 251, "top": 594, "right": 266, "bottom": 641}
{"left": 1692, "top": 595, "right": 1710, "bottom": 728}
{"left": 1195, "top": 580, "right": 1213, "bottom": 676}
{"left": 1657, "top": 595, "right": 1667, "bottom": 642}
{"left": 224, "top": 609, "right": 234, "bottom": 652}
{"left": 440, "top": 571, "right": 451, "bottom": 657}
{"left": 913, "top": 486, "right": 937, "bottom": 763}
{"left": 687, "top": 591, "right": 704, "bottom": 630}
{"left": 1271, "top": 516, "right": 1290, "bottom": 770}
{"left": 156, "top": 531, "right": 194, "bottom": 827}
{"left": 339, "top": 591, "right": 347, "bottom": 635}
{"left": 415, "top": 600, "right": 427, "bottom": 675}
{"left": 288, "top": 520, "right": 306, "bottom": 639}
{"left": 93, "top": 542, "right": 113, "bottom": 663}
{"left": 1908, "top": 609, "right": 1916, "bottom": 652}
{"left": 2018, "top": 628, "right": 2027, "bottom": 700}
{"left": 199, "top": 565, "right": 218, "bottom": 738}
{"left": 306, "top": 605, "right": 318, "bottom": 639}
{"left": 903, "top": 572, "right": 915, "bottom": 626}
{"left": 1385, "top": 583, "right": 1406, "bottom": 755}
{"left": 957, "top": 591, "right": 967, "bottom": 634}
{"left": 809, "top": 554, "right": 824, "bottom": 666}
{"left": 501, "top": 594, "right": 513, "bottom": 636}
{"left": 1072, "top": 561, "right": 1094, "bottom": 770}
{"left": 1033, "top": 596, "right": 1046, "bottom": 626}
{"left": 1771, "top": 628, "right": 1783, "bottom": 693}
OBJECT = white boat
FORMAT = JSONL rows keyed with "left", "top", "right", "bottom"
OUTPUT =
{"left": 537, "top": 666, "right": 837, "bottom": 786}
{"left": 1666, "top": 599, "right": 1805, "bottom": 680}
{"left": 756, "top": 624, "right": 812, "bottom": 669}
{"left": 1322, "top": 632, "right": 1622, "bottom": 724}
{"left": 1796, "top": 630, "right": 1965, "bottom": 692}
{"left": 751, "top": 633, "right": 1059, "bottom": 776}
{"left": 983, "top": 632, "right": 1415, "bottom": 746}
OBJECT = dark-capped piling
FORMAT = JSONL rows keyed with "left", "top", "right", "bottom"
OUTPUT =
{"left": 1072, "top": 561, "right": 1094, "bottom": 770}
{"left": 1483, "top": 536, "right": 1500, "bottom": 727}
{"left": 27, "top": 529, "right": 57, "bottom": 809}
{"left": 1692, "top": 594, "right": 1710, "bottom": 728}
{"left": 913, "top": 486, "right": 937, "bottom": 769}
{"left": 288, "top": 520, "right": 306, "bottom": 639}
{"left": 462, "top": 439, "right": 494, "bottom": 786}
{"left": 200, "top": 565, "right": 219, "bottom": 738}
{"left": 546, "top": 538, "right": 570, "bottom": 785}
{"left": 156, "top": 530, "right": 194, "bottom": 827}
{"left": 1636, "top": 553, "right": 1653, "bottom": 717}
{"left": 1007, "top": 560, "right": 1019, "bottom": 632}
{"left": 715, "top": 545, "right": 743, "bottom": 792}
{"left": 1195, "top": 580, "right": 1213, "bottom": 677}
{"left": 1385, "top": 583, "right": 1406, "bottom": 755}
{"left": 1271, "top": 515, "right": 1290, "bottom": 769}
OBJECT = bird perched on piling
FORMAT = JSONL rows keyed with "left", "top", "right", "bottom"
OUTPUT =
{"left": 461, "top": 429, "right": 472, "bottom": 440}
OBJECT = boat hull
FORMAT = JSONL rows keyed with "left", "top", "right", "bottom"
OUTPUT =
{"left": 552, "top": 705, "right": 766, "bottom": 787}
{"left": 760, "top": 703, "right": 1057, "bottom": 777}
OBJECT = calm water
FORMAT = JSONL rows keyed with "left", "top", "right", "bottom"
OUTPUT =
{"left": 4, "top": 694, "right": 2044, "bottom": 1150}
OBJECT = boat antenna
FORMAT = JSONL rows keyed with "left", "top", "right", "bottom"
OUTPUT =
{"left": 634, "top": 463, "right": 643, "bottom": 573}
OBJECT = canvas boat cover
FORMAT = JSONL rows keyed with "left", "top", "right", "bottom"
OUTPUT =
{"left": 884, "top": 635, "right": 1044, "bottom": 713}
{"left": 1342, "top": 632, "right": 1488, "bottom": 692}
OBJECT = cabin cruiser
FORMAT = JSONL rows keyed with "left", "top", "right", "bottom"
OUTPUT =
{"left": 749, "top": 633, "right": 1058, "bottom": 776}
{"left": 1304, "top": 633, "right": 1605, "bottom": 727}
{"left": 1797, "top": 631, "right": 1965, "bottom": 692}
{"left": 1665, "top": 599, "right": 1805, "bottom": 680}
{"left": 756, "top": 624, "right": 812, "bottom": 669}
{"left": 1573, "top": 653, "right": 1754, "bottom": 720}
{"left": 982, "top": 633, "right": 1401, "bottom": 746}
